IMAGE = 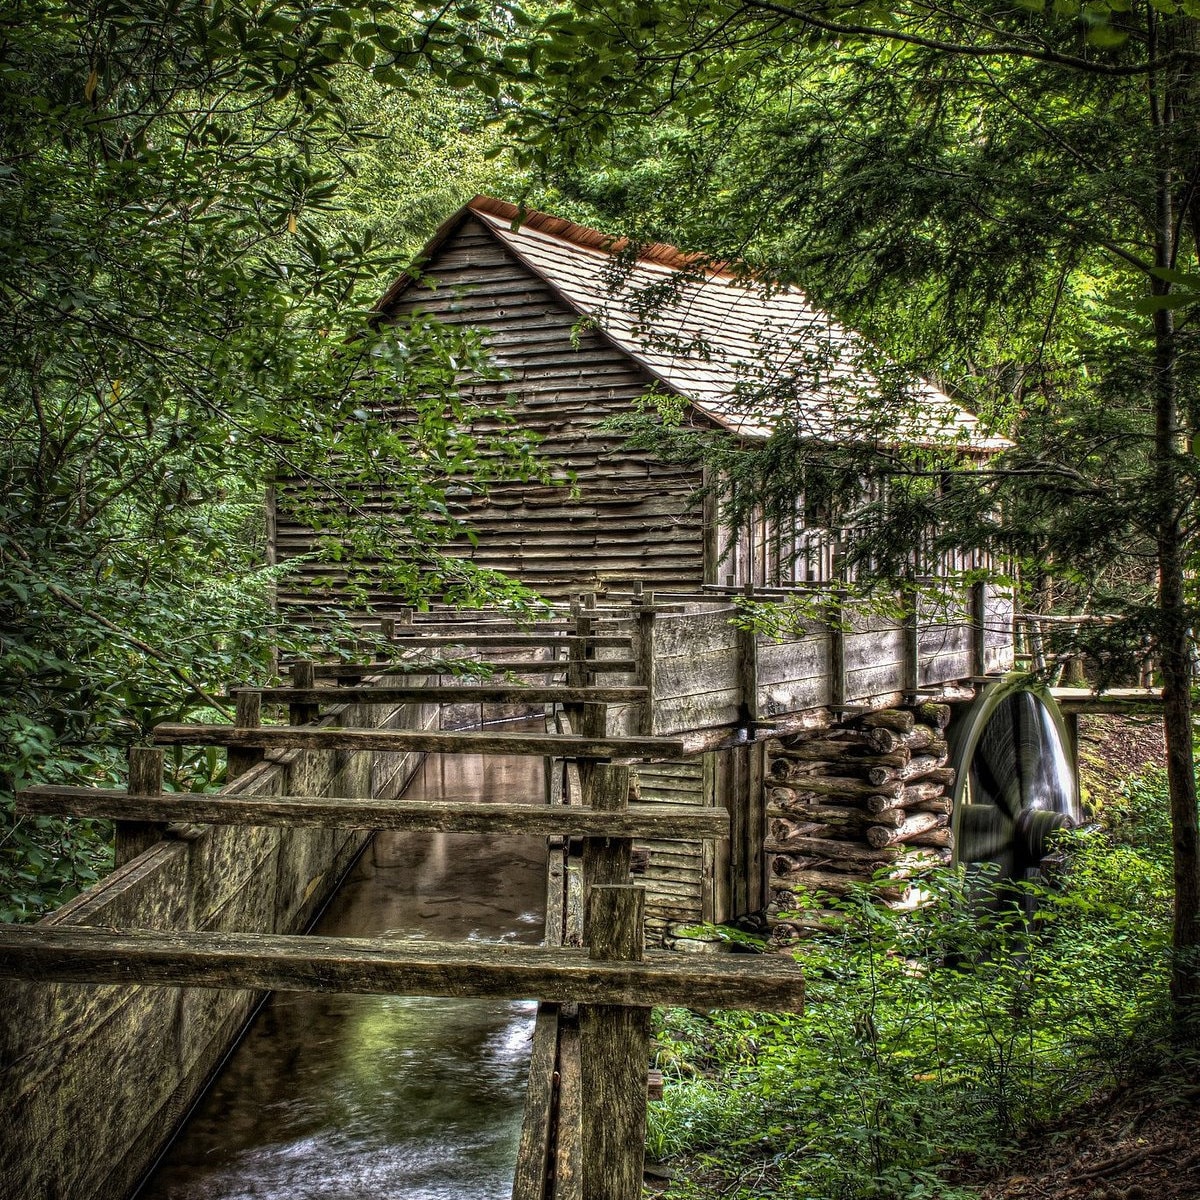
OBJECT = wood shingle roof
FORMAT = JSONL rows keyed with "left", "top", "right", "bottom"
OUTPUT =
{"left": 378, "top": 196, "right": 1008, "bottom": 453}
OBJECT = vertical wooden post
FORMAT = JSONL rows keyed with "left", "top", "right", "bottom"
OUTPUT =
{"left": 577, "top": 594, "right": 605, "bottom": 741}
{"left": 227, "top": 691, "right": 263, "bottom": 781}
{"left": 115, "top": 747, "right": 164, "bottom": 867}
{"left": 567, "top": 597, "right": 584, "bottom": 692}
{"left": 702, "top": 463, "right": 720, "bottom": 584}
{"left": 970, "top": 580, "right": 988, "bottom": 677}
{"left": 634, "top": 591, "right": 657, "bottom": 736}
{"left": 582, "top": 764, "right": 632, "bottom": 888}
{"left": 289, "top": 660, "right": 317, "bottom": 726}
{"left": 379, "top": 616, "right": 396, "bottom": 661}
{"left": 828, "top": 589, "right": 846, "bottom": 710}
{"left": 902, "top": 582, "right": 920, "bottom": 701}
{"left": 1063, "top": 709, "right": 1081, "bottom": 790}
{"left": 580, "top": 884, "right": 651, "bottom": 1200}
{"left": 737, "top": 579, "right": 759, "bottom": 726}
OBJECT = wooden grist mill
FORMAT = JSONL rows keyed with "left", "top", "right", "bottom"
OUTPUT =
{"left": 0, "top": 199, "right": 1115, "bottom": 1200}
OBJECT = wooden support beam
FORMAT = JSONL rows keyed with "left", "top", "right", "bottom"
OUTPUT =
{"left": 385, "top": 633, "right": 632, "bottom": 648}
{"left": 1049, "top": 687, "right": 1164, "bottom": 714}
{"left": 970, "top": 580, "right": 988, "bottom": 678}
{"left": 901, "top": 585, "right": 919, "bottom": 700}
{"left": 580, "top": 885, "right": 650, "bottom": 1200}
{"left": 17, "top": 788, "right": 730, "bottom": 839}
{"left": 150, "top": 724, "right": 688, "bottom": 760}
{"left": 115, "top": 747, "right": 163, "bottom": 868}
{"left": 231, "top": 685, "right": 649, "bottom": 706}
{"left": 301, "top": 659, "right": 636, "bottom": 678}
{"left": 0, "top": 926, "right": 806, "bottom": 1012}
{"left": 511, "top": 1003, "right": 559, "bottom": 1200}
{"left": 554, "top": 1017, "right": 584, "bottom": 1200}
{"left": 582, "top": 765, "right": 633, "bottom": 889}
{"left": 634, "top": 593, "right": 657, "bottom": 737}
{"left": 827, "top": 592, "right": 845, "bottom": 710}
{"left": 737, "top": 621, "right": 759, "bottom": 725}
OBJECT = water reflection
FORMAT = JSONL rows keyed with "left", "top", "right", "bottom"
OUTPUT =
{"left": 138, "top": 738, "right": 547, "bottom": 1200}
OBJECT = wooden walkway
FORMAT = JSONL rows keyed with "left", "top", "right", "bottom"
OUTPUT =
{"left": 2, "top": 602, "right": 809, "bottom": 1200}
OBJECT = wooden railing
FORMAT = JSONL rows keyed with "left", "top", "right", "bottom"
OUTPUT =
{"left": 3, "top": 642, "right": 804, "bottom": 1200}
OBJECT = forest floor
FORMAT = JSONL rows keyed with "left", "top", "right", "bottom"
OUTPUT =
{"left": 964, "top": 1066, "right": 1200, "bottom": 1200}
{"left": 961, "top": 713, "right": 1200, "bottom": 1200}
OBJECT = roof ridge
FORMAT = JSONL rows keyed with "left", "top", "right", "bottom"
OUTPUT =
{"left": 466, "top": 195, "right": 724, "bottom": 276}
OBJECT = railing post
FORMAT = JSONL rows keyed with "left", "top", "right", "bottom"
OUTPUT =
{"left": 827, "top": 589, "right": 846, "bottom": 710}
{"left": 580, "top": 883, "right": 650, "bottom": 1200}
{"left": 289, "top": 660, "right": 317, "bottom": 725}
{"left": 970, "top": 579, "right": 988, "bottom": 677}
{"left": 227, "top": 690, "right": 263, "bottom": 780}
{"left": 116, "top": 746, "right": 164, "bottom": 867}
{"left": 902, "top": 581, "right": 920, "bottom": 700}
{"left": 634, "top": 590, "right": 657, "bottom": 736}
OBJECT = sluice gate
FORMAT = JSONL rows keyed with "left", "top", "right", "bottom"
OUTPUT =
{"left": 0, "top": 586, "right": 1154, "bottom": 1200}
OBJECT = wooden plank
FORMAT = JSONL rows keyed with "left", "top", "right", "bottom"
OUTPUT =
{"left": 756, "top": 634, "right": 827, "bottom": 687}
{"left": 1050, "top": 687, "right": 1164, "bottom": 714}
{"left": 653, "top": 690, "right": 742, "bottom": 735}
{"left": 653, "top": 609, "right": 739, "bottom": 657}
{"left": 511, "top": 1004, "right": 559, "bottom": 1200}
{"left": 654, "top": 649, "right": 739, "bottom": 700}
{"left": 553, "top": 1019, "right": 584, "bottom": 1200}
{"left": 384, "top": 633, "right": 632, "bottom": 648}
{"left": 150, "top": 724, "right": 688, "bottom": 760}
{"left": 234, "top": 685, "right": 647, "bottom": 705}
{"left": 305, "top": 661, "right": 568, "bottom": 679}
{"left": 0, "top": 926, "right": 805, "bottom": 1012}
{"left": 580, "top": 886, "right": 650, "bottom": 1200}
{"left": 18, "top": 789, "right": 730, "bottom": 839}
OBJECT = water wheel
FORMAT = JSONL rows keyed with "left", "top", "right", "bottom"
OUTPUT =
{"left": 950, "top": 675, "right": 1080, "bottom": 891}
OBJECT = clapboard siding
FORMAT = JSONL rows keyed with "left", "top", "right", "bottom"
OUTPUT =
{"left": 274, "top": 216, "right": 708, "bottom": 605}
{"left": 632, "top": 757, "right": 713, "bottom": 932}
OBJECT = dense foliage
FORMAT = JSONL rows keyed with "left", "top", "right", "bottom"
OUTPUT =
{"left": 0, "top": 1, "right": 538, "bottom": 918}
{"left": 505, "top": 0, "right": 1200, "bottom": 1013}
{"left": 650, "top": 769, "right": 1175, "bottom": 1199}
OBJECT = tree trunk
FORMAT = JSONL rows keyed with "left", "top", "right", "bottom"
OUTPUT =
{"left": 1149, "top": 36, "right": 1200, "bottom": 1025}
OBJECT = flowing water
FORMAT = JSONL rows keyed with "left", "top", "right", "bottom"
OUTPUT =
{"left": 137, "top": 740, "right": 547, "bottom": 1200}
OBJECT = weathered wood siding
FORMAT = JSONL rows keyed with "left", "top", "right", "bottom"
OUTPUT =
{"left": 632, "top": 757, "right": 716, "bottom": 943}
{"left": 0, "top": 696, "right": 436, "bottom": 1200}
{"left": 917, "top": 589, "right": 972, "bottom": 687}
{"left": 651, "top": 610, "right": 741, "bottom": 734}
{"left": 983, "top": 589, "right": 1016, "bottom": 674}
{"left": 274, "top": 216, "right": 708, "bottom": 607}
{"left": 758, "top": 626, "right": 831, "bottom": 717}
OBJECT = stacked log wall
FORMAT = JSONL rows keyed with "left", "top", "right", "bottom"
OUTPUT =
{"left": 764, "top": 703, "right": 957, "bottom": 943}
{"left": 0, "top": 694, "right": 436, "bottom": 1200}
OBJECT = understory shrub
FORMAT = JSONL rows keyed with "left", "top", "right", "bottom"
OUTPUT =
{"left": 649, "top": 770, "right": 1173, "bottom": 1200}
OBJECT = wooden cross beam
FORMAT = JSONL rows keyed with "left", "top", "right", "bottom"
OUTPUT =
{"left": 379, "top": 633, "right": 633, "bottom": 648}
{"left": 300, "top": 660, "right": 636, "bottom": 678}
{"left": 17, "top": 788, "right": 729, "bottom": 839}
{"left": 229, "top": 685, "right": 648, "bottom": 706}
{"left": 0, "top": 926, "right": 805, "bottom": 1013}
{"left": 149, "top": 725, "right": 688, "bottom": 760}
